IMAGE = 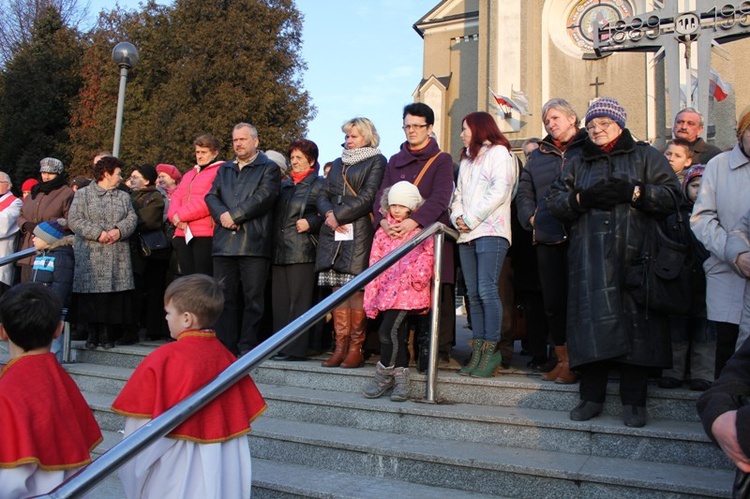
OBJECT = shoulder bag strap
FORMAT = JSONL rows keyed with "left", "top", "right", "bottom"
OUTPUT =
{"left": 413, "top": 152, "right": 442, "bottom": 187}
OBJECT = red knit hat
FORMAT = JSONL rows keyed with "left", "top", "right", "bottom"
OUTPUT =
{"left": 22, "top": 178, "right": 38, "bottom": 192}
{"left": 156, "top": 164, "right": 182, "bottom": 182}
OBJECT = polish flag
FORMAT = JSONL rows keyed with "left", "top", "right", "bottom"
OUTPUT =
{"left": 709, "top": 69, "right": 731, "bottom": 102}
{"left": 490, "top": 88, "right": 521, "bottom": 114}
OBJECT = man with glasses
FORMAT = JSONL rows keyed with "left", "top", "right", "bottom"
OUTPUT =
{"left": 206, "top": 123, "right": 280, "bottom": 356}
{"left": 673, "top": 108, "right": 722, "bottom": 165}
{"left": 372, "top": 103, "right": 457, "bottom": 371}
{"left": 0, "top": 172, "right": 21, "bottom": 295}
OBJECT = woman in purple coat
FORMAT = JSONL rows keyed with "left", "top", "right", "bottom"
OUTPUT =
{"left": 373, "top": 103, "right": 455, "bottom": 370}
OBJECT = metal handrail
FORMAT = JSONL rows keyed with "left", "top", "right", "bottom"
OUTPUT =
{"left": 46, "top": 221, "right": 458, "bottom": 498}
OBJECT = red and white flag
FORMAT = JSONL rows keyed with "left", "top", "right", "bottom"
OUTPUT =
{"left": 490, "top": 88, "right": 521, "bottom": 114}
{"left": 709, "top": 69, "right": 731, "bottom": 102}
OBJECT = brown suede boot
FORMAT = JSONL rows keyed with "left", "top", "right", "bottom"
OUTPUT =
{"left": 341, "top": 309, "right": 366, "bottom": 368}
{"left": 542, "top": 346, "right": 564, "bottom": 381}
{"left": 554, "top": 344, "right": 577, "bottom": 384}
{"left": 322, "top": 308, "right": 350, "bottom": 367}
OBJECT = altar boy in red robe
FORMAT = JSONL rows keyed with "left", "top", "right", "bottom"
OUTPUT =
{"left": 112, "top": 274, "right": 267, "bottom": 499}
{"left": 0, "top": 283, "right": 102, "bottom": 497}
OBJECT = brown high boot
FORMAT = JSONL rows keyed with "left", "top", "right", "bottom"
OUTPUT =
{"left": 542, "top": 346, "right": 564, "bottom": 381}
{"left": 322, "top": 308, "right": 350, "bottom": 367}
{"left": 553, "top": 344, "right": 577, "bottom": 384}
{"left": 341, "top": 309, "right": 366, "bottom": 368}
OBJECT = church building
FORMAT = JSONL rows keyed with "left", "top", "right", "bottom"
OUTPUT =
{"left": 413, "top": 0, "right": 750, "bottom": 157}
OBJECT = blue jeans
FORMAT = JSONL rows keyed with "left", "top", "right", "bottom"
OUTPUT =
{"left": 458, "top": 236, "right": 509, "bottom": 342}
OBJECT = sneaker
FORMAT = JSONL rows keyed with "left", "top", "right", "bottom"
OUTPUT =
{"left": 570, "top": 400, "right": 603, "bottom": 421}
{"left": 622, "top": 405, "right": 647, "bottom": 427}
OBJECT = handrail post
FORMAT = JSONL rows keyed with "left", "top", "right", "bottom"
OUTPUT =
{"left": 424, "top": 232, "right": 444, "bottom": 403}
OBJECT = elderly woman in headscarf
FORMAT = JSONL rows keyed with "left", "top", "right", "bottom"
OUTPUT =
{"left": 17, "top": 157, "right": 74, "bottom": 282}
{"left": 547, "top": 97, "right": 680, "bottom": 428}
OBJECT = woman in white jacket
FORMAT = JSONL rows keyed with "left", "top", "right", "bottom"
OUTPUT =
{"left": 451, "top": 111, "right": 516, "bottom": 377}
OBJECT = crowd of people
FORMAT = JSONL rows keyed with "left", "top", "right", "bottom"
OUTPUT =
{"left": 4, "top": 97, "right": 750, "bottom": 495}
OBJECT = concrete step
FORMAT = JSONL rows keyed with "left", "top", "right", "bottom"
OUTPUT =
{"left": 252, "top": 458, "right": 508, "bottom": 499}
{"left": 253, "top": 360, "right": 704, "bottom": 423}
{"left": 257, "top": 382, "right": 730, "bottom": 470}
{"left": 69, "top": 342, "right": 705, "bottom": 424}
{"left": 249, "top": 417, "right": 733, "bottom": 498}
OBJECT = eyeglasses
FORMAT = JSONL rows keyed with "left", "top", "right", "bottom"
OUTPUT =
{"left": 586, "top": 120, "right": 615, "bottom": 132}
{"left": 402, "top": 124, "right": 429, "bottom": 131}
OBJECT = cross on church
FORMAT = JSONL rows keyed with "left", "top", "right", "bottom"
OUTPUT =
{"left": 593, "top": 0, "right": 750, "bottom": 138}
{"left": 589, "top": 77, "right": 605, "bottom": 99}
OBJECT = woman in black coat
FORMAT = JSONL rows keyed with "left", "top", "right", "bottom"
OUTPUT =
{"left": 516, "top": 98, "right": 587, "bottom": 384}
{"left": 271, "top": 139, "right": 324, "bottom": 360}
{"left": 547, "top": 97, "right": 680, "bottom": 428}
{"left": 316, "top": 117, "right": 386, "bottom": 368}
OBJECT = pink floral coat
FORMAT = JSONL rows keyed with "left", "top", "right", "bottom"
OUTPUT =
{"left": 364, "top": 215, "right": 434, "bottom": 319}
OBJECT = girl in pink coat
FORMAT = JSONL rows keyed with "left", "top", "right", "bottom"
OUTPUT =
{"left": 363, "top": 181, "right": 434, "bottom": 402}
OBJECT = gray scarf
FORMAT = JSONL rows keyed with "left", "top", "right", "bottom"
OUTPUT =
{"left": 341, "top": 146, "right": 381, "bottom": 166}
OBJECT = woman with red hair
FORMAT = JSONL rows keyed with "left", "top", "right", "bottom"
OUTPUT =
{"left": 450, "top": 112, "right": 517, "bottom": 377}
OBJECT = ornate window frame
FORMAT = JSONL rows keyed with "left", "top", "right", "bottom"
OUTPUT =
{"left": 546, "top": 0, "right": 635, "bottom": 58}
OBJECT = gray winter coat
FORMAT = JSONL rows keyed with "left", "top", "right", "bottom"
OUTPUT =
{"left": 691, "top": 144, "right": 750, "bottom": 325}
{"left": 547, "top": 130, "right": 680, "bottom": 369}
{"left": 68, "top": 183, "right": 137, "bottom": 293}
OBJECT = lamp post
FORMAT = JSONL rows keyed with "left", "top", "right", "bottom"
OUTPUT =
{"left": 112, "top": 42, "right": 139, "bottom": 158}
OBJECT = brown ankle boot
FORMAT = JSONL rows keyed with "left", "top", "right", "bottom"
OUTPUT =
{"left": 322, "top": 309, "right": 350, "bottom": 367}
{"left": 341, "top": 309, "right": 366, "bottom": 368}
{"left": 554, "top": 344, "right": 577, "bottom": 384}
{"left": 542, "top": 347, "right": 563, "bottom": 381}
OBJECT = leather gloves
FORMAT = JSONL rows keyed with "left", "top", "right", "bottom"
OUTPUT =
{"left": 578, "top": 178, "right": 637, "bottom": 210}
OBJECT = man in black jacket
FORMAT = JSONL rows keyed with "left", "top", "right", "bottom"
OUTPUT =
{"left": 672, "top": 108, "right": 722, "bottom": 165}
{"left": 206, "top": 123, "right": 280, "bottom": 355}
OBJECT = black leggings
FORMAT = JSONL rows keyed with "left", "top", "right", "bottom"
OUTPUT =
{"left": 379, "top": 310, "right": 410, "bottom": 368}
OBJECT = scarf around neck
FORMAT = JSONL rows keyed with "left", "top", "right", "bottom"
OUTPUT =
{"left": 341, "top": 146, "right": 381, "bottom": 166}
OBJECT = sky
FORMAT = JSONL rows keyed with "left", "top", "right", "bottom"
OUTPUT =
{"left": 84, "top": 0, "right": 439, "bottom": 164}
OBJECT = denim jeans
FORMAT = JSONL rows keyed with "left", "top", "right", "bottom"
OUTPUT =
{"left": 458, "top": 236, "right": 509, "bottom": 342}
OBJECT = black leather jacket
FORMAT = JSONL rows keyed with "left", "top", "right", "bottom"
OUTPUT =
{"left": 273, "top": 172, "right": 324, "bottom": 265}
{"left": 315, "top": 154, "right": 386, "bottom": 275}
{"left": 205, "top": 152, "right": 280, "bottom": 258}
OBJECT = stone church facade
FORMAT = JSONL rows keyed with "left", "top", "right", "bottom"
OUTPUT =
{"left": 413, "top": 0, "right": 750, "bottom": 157}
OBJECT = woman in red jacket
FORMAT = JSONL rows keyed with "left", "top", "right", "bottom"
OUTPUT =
{"left": 167, "top": 134, "right": 223, "bottom": 276}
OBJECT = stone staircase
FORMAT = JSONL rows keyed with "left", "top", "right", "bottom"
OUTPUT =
{"left": 1, "top": 333, "right": 735, "bottom": 498}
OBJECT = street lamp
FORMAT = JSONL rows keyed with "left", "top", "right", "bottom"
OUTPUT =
{"left": 112, "top": 41, "right": 139, "bottom": 158}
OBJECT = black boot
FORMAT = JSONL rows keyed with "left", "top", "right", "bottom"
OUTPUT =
{"left": 100, "top": 325, "right": 115, "bottom": 349}
{"left": 116, "top": 327, "right": 140, "bottom": 346}
{"left": 85, "top": 325, "right": 99, "bottom": 349}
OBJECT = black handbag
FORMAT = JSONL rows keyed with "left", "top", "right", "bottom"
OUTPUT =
{"left": 625, "top": 188, "right": 693, "bottom": 316}
{"left": 299, "top": 180, "right": 318, "bottom": 247}
{"left": 139, "top": 228, "right": 170, "bottom": 257}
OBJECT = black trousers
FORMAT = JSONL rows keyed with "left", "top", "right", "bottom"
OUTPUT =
{"left": 214, "top": 256, "right": 269, "bottom": 355}
{"left": 379, "top": 309, "right": 410, "bottom": 368}
{"left": 173, "top": 236, "right": 213, "bottom": 276}
{"left": 714, "top": 320, "right": 740, "bottom": 378}
{"left": 272, "top": 263, "right": 316, "bottom": 357}
{"left": 579, "top": 360, "right": 649, "bottom": 406}
{"left": 536, "top": 243, "right": 568, "bottom": 346}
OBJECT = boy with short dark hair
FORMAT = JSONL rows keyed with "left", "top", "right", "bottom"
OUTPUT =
{"left": 112, "top": 274, "right": 266, "bottom": 499}
{"left": 664, "top": 138, "right": 694, "bottom": 183}
{"left": 0, "top": 283, "right": 102, "bottom": 497}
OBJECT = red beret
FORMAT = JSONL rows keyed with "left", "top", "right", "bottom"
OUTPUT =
{"left": 156, "top": 164, "right": 182, "bottom": 182}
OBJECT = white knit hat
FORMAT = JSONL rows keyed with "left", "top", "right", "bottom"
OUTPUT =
{"left": 387, "top": 181, "right": 423, "bottom": 211}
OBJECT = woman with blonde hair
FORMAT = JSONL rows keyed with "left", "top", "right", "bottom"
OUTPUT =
{"left": 316, "top": 117, "right": 386, "bottom": 368}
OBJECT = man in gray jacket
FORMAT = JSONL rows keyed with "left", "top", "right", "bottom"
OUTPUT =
{"left": 206, "top": 123, "right": 280, "bottom": 355}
